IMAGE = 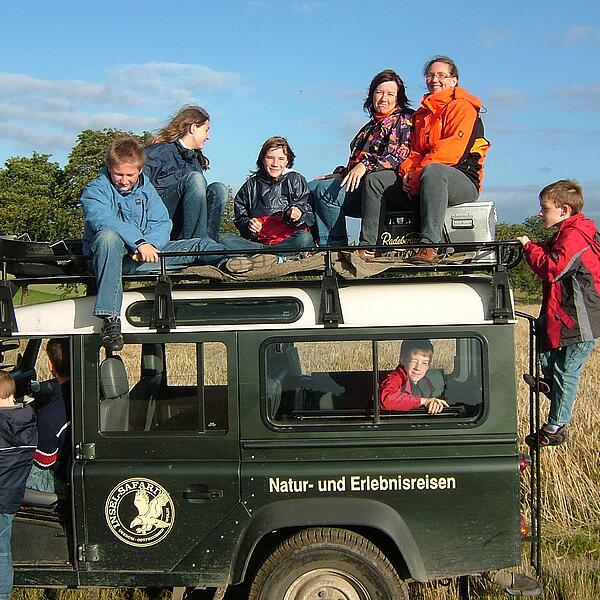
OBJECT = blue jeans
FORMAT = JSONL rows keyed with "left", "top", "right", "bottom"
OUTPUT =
{"left": 0, "top": 513, "right": 16, "bottom": 600}
{"left": 309, "top": 172, "right": 407, "bottom": 246}
{"left": 160, "top": 173, "right": 227, "bottom": 241}
{"left": 540, "top": 339, "right": 596, "bottom": 426}
{"left": 418, "top": 163, "right": 479, "bottom": 244}
{"left": 219, "top": 229, "right": 314, "bottom": 255}
{"left": 26, "top": 464, "right": 55, "bottom": 493}
{"left": 309, "top": 177, "right": 362, "bottom": 246}
{"left": 90, "top": 230, "right": 234, "bottom": 317}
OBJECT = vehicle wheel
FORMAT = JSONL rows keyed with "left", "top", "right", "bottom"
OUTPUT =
{"left": 248, "top": 527, "right": 409, "bottom": 600}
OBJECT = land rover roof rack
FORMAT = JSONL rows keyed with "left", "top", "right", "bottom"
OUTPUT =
{"left": 0, "top": 237, "right": 523, "bottom": 335}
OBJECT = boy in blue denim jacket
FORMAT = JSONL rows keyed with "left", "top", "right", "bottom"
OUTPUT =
{"left": 82, "top": 136, "right": 255, "bottom": 351}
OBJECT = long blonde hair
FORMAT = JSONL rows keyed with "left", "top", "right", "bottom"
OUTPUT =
{"left": 149, "top": 105, "right": 210, "bottom": 169}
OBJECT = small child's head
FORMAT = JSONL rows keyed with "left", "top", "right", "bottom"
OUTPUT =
{"left": 400, "top": 339, "right": 434, "bottom": 383}
{"left": 106, "top": 136, "right": 145, "bottom": 194}
{"left": 538, "top": 179, "right": 583, "bottom": 229}
{"left": 46, "top": 338, "right": 70, "bottom": 379}
{"left": 257, "top": 136, "right": 295, "bottom": 179}
{"left": 0, "top": 370, "right": 16, "bottom": 404}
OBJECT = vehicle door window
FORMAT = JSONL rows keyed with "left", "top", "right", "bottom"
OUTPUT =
{"left": 99, "top": 341, "right": 228, "bottom": 433}
{"left": 265, "top": 337, "right": 484, "bottom": 427}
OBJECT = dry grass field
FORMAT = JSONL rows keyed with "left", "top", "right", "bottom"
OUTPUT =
{"left": 11, "top": 301, "right": 600, "bottom": 599}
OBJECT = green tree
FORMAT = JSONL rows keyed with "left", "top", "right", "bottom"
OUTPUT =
{"left": 220, "top": 185, "right": 237, "bottom": 234}
{"left": 496, "top": 218, "right": 553, "bottom": 301}
{"left": 0, "top": 152, "right": 82, "bottom": 241}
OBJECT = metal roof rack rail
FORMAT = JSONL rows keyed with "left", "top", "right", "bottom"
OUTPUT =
{"left": 317, "top": 250, "right": 343, "bottom": 328}
{"left": 0, "top": 237, "right": 524, "bottom": 334}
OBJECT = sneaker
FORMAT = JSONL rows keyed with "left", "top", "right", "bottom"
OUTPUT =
{"left": 522, "top": 374, "right": 551, "bottom": 398}
{"left": 101, "top": 316, "right": 124, "bottom": 352}
{"left": 525, "top": 424, "right": 568, "bottom": 449}
{"left": 222, "top": 253, "right": 280, "bottom": 274}
{"left": 222, "top": 255, "right": 254, "bottom": 274}
{"left": 408, "top": 247, "right": 439, "bottom": 264}
{"left": 250, "top": 253, "right": 280, "bottom": 269}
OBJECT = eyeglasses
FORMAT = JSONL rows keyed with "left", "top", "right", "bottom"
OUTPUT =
{"left": 425, "top": 72, "right": 455, "bottom": 81}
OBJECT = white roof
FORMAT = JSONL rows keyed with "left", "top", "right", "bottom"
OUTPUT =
{"left": 13, "top": 278, "right": 507, "bottom": 336}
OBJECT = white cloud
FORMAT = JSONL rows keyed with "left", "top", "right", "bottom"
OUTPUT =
{"left": 0, "top": 122, "right": 74, "bottom": 156}
{"left": 480, "top": 27, "right": 515, "bottom": 48}
{"left": 552, "top": 83, "right": 600, "bottom": 110}
{"left": 300, "top": 110, "right": 364, "bottom": 142}
{"left": 292, "top": 2, "right": 325, "bottom": 13}
{"left": 486, "top": 88, "right": 528, "bottom": 109}
{"left": 482, "top": 182, "right": 600, "bottom": 224}
{"left": 108, "top": 63, "right": 245, "bottom": 98}
{"left": 560, "top": 25, "right": 600, "bottom": 46}
{"left": 0, "top": 63, "right": 245, "bottom": 161}
{"left": 481, "top": 184, "right": 540, "bottom": 224}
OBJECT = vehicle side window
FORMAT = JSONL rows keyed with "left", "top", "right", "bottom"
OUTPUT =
{"left": 265, "top": 337, "right": 483, "bottom": 427}
{"left": 99, "top": 341, "right": 228, "bottom": 433}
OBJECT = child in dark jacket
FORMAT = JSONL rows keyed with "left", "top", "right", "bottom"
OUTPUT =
{"left": 0, "top": 370, "right": 37, "bottom": 600}
{"left": 220, "top": 136, "right": 315, "bottom": 255}
{"left": 379, "top": 339, "right": 448, "bottom": 414}
{"left": 517, "top": 179, "right": 600, "bottom": 448}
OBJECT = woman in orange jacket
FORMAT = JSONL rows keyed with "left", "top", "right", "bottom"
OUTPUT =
{"left": 400, "top": 56, "right": 490, "bottom": 264}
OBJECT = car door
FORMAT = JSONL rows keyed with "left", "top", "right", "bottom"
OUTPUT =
{"left": 73, "top": 332, "right": 241, "bottom": 573}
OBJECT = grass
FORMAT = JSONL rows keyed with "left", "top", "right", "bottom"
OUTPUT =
{"left": 13, "top": 284, "right": 84, "bottom": 306}
{"left": 11, "top": 301, "right": 600, "bottom": 599}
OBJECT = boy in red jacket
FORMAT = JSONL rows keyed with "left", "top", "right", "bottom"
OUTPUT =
{"left": 517, "top": 180, "right": 600, "bottom": 447}
{"left": 379, "top": 339, "right": 448, "bottom": 414}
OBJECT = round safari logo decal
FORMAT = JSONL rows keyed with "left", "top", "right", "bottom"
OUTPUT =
{"left": 105, "top": 478, "right": 175, "bottom": 547}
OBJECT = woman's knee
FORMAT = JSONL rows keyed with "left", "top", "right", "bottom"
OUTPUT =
{"left": 421, "top": 163, "right": 450, "bottom": 182}
{"left": 181, "top": 171, "right": 208, "bottom": 192}
{"left": 207, "top": 181, "right": 228, "bottom": 206}
{"left": 363, "top": 170, "right": 398, "bottom": 194}
{"left": 309, "top": 178, "right": 343, "bottom": 208}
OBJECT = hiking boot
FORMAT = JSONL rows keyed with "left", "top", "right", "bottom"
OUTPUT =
{"left": 356, "top": 248, "right": 376, "bottom": 261}
{"left": 525, "top": 424, "right": 568, "bottom": 449}
{"left": 101, "top": 316, "right": 124, "bottom": 352}
{"left": 409, "top": 247, "right": 439, "bottom": 264}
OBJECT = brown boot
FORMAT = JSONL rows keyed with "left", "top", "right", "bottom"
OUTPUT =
{"left": 409, "top": 247, "right": 438, "bottom": 264}
{"left": 356, "top": 248, "right": 376, "bottom": 261}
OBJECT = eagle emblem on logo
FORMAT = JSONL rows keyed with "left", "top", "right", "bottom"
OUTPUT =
{"left": 105, "top": 478, "right": 175, "bottom": 547}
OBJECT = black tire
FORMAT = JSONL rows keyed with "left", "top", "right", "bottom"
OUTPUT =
{"left": 248, "top": 527, "right": 409, "bottom": 600}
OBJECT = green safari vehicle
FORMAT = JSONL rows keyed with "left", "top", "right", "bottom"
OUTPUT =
{"left": 1, "top": 239, "right": 543, "bottom": 599}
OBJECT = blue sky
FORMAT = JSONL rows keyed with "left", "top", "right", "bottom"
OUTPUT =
{"left": 2, "top": 0, "right": 600, "bottom": 225}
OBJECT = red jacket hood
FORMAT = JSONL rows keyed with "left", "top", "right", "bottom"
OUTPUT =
{"left": 421, "top": 86, "right": 482, "bottom": 113}
{"left": 558, "top": 213, "right": 598, "bottom": 236}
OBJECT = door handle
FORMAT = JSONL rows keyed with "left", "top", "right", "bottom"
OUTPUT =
{"left": 183, "top": 485, "right": 223, "bottom": 502}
